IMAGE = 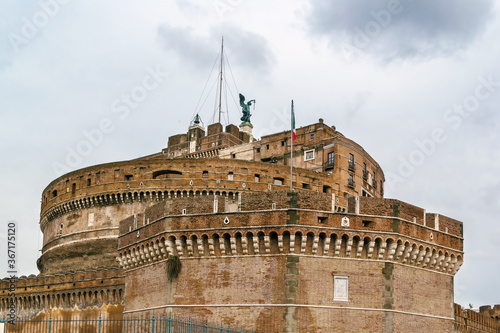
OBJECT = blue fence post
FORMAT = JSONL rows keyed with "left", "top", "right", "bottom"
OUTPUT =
{"left": 98, "top": 313, "right": 102, "bottom": 333}
{"left": 48, "top": 315, "right": 52, "bottom": 333}
{"left": 168, "top": 314, "right": 171, "bottom": 333}
{"left": 205, "top": 319, "right": 208, "bottom": 333}
{"left": 152, "top": 314, "right": 155, "bottom": 333}
{"left": 188, "top": 317, "right": 191, "bottom": 333}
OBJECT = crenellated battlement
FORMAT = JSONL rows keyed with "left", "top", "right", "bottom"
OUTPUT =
{"left": 0, "top": 268, "right": 124, "bottom": 318}
{"left": 454, "top": 304, "right": 500, "bottom": 332}
{"left": 116, "top": 192, "right": 463, "bottom": 277}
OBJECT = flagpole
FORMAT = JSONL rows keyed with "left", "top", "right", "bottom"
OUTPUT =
{"left": 290, "top": 100, "right": 294, "bottom": 191}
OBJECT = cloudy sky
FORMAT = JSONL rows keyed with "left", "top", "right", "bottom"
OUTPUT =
{"left": 1, "top": 0, "right": 499, "bottom": 307}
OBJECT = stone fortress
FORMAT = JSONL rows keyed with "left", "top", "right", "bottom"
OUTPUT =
{"left": 1, "top": 116, "right": 498, "bottom": 332}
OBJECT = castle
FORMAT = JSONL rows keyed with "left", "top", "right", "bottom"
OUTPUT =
{"left": 1, "top": 117, "right": 498, "bottom": 332}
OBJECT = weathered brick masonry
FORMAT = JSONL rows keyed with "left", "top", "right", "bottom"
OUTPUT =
{"left": 117, "top": 192, "right": 464, "bottom": 332}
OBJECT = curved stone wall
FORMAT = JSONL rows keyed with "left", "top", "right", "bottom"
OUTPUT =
{"left": 39, "top": 158, "right": 341, "bottom": 274}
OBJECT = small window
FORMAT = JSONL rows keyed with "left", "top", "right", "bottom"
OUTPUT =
{"left": 256, "top": 148, "right": 261, "bottom": 153}
{"left": 266, "top": 144, "right": 269, "bottom": 150}
{"left": 333, "top": 275, "right": 349, "bottom": 302}
{"left": 310, "top": 133, "right": 314, "bottom": 140}
{"left": 362, "top": 220, "right": 373, "bottom": 227}
{"left": 125, "top": 175, "right": 133, "bottom": 181}
{"left": 327, "top": 152, "right": 334, "bottom": 166}
{"left": 273, "top": 177, "right": 284, "bottom": 185}
{"left": 349, "top": 154, "right": 354, "bottom": 170}
{"left": 318, "top": 216, "right": 328, "bottom": 223}
{"left": 202, "top": 171, "right": 208, "bottom": 179}
{"left": 348, "top": 174, "right": 354, "bottom": 188}
{"left": 304, "top": 149, "right": 314, "bottom": 161}
{"left": 52, "top": 190, "right": 58, "bottom": 198}
{"left": 255, "top": 174, "right": 260, "bottom": 183}
{"left": 228, "top": 172, "right": 234, "bottom": 180}
{"left": 281, "top": 141, "right": 285, "bottom": 147}
{"left": 87, "top": 178, "right": 91, "bottom": 186}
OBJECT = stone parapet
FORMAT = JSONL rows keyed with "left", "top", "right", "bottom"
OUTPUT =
{"left": 0, "top": 268, "right": 124, "bottom": 318}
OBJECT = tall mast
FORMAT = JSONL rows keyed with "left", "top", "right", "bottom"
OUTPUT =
{"left": 218, "top": 37, "right": 224, "bottom": 124}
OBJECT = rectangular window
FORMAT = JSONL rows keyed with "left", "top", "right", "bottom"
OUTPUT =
{"left": 348, "top": 154, "right": 355, "bottom": 170}
{"left": 228, "top": 172, "right": 234, "bottom": 180}
{"left": 281, "top": 141, "right": 285, "bottom": 147}
{"left": 333, "top": 275, "right": 349, "bottom": 302}
{"left": 255, "top": 174, "right": 260, "bottom": 182}
{"left": 266, "top": 144, "right": 269, "bottom": 150}
{"left": 273, "top": 177, "right": 284, "bottom": 185}
{"left": 348, "top": 174, "right": 354, "bottom": 188}
{"left": 304, "top": 149, "right": 314, "bottom": 161}
{"left": 125, "top": 175, "right": 133, "bottom": 181}
{"left": 310, "top": 133, "right": 315, "bottom": 140}
{"left": 256, "top": 148, "right": 261, "bottom": 153}
{"left": 327, "top": 152, "right": 334, "bottom": 165}
{"left": 87, "top": 178, "right": 91, "bottom": 186}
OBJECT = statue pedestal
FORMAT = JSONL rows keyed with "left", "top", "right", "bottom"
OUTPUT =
{"left": 239, "top": 122, "right": 254, "bottom": 143}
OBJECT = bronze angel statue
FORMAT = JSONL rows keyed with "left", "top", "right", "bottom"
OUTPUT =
{"left": 239, "top": 93, "right": 255, "bottom": 124}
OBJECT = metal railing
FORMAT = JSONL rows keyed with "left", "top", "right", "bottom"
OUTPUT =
{"left": 0, "top": 315, "right": 258, "bottom": 333}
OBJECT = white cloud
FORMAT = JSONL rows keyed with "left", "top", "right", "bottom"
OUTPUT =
{"left": 305, "top": 0, "right": 494, "bottom": 62}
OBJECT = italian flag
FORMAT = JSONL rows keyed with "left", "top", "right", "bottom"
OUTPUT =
{"left": 291, "top": 102, "right": 296, "bottom": 142}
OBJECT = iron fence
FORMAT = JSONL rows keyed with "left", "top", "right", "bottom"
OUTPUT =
{"left": 0, "top": 315, "right": 257, "bottom": 333}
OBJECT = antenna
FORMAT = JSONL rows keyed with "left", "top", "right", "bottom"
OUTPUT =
{"left": 218, "top": 36, "right": 224, "bottom": 124}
